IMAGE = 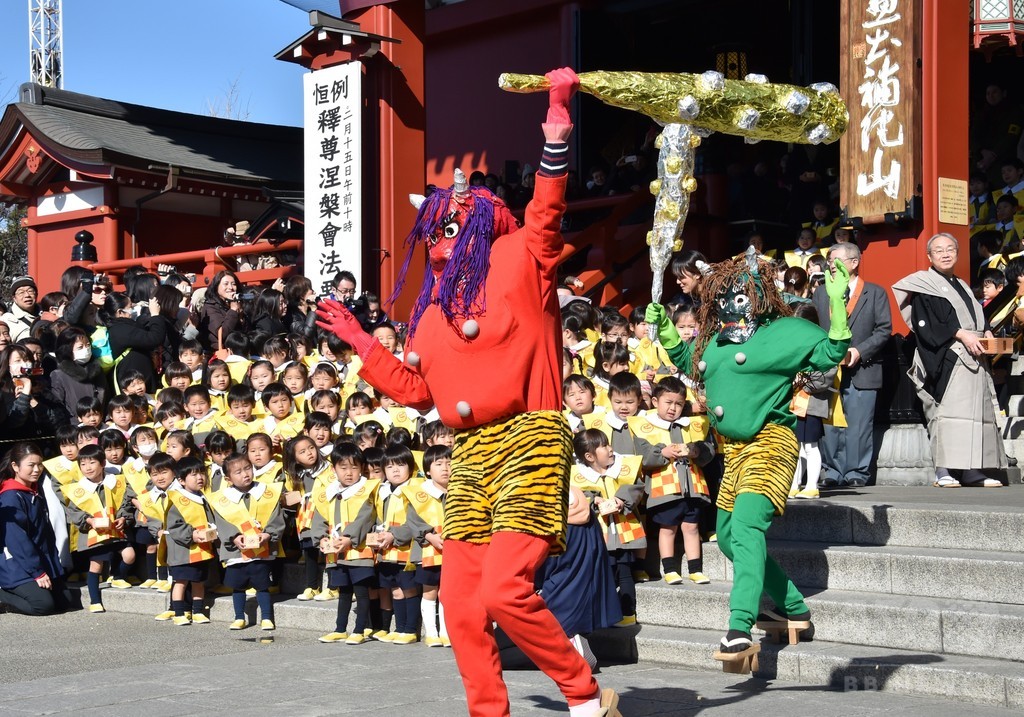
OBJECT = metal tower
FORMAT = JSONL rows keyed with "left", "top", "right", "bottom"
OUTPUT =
{"left": 28, "top": 0, "right": 63, "bottom": 88}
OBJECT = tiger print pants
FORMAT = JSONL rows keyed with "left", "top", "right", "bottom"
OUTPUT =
{"left": 716, "top": 422, "right": 808, "bottom": 632}
{"left": 440, "top": 411, "right": 598, "bottom": 715}
{"left": 445, "top": 410, "right": 572, "bottom": 553}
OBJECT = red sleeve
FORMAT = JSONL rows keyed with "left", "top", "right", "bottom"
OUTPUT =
{"left": 355, "top": 341, "right": 434, "bottom": 411}
{"left": 522, "top": 173, "right": 567, "bottom": 273}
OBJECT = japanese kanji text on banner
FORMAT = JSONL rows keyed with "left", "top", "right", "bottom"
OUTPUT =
{"left": 304, "top": 61, "right": 362, "bottom": 296}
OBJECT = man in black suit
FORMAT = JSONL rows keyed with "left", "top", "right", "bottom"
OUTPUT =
{"left": 812, "top": 243, "right": 892, "bottom": 487}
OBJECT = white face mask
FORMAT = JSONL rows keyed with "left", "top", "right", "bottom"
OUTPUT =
{"left": 137, "top": 443, "right": 158, "bottom": 458}
{"left": 73, "top": 346, "right": 92, "bottom": 364}
{"left": 10, "top": 362, "right": 33, "bottom": 376}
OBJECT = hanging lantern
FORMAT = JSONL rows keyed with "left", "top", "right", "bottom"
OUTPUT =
{"left": 714, "top": 48, "right": 748, "bottom": 81}
{"left": 973, "top": 0, "right": 1024, "bottom": 56}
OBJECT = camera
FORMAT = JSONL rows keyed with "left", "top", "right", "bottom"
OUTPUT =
{"left": 19, "top": 364, "right": 43, "bottom": 377}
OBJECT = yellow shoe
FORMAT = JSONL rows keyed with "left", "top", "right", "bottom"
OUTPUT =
{"left": 796, "top": 488, "right": 820, "bottom": 500}
{"left": 229, "top": 619, "right": 248, "bottom": 630}
{"left": 139, "top": 579, "right": 158, "bottom": 589}
{"left": 391, "top": 632, "right": 418, "bottom": 645}
{"left": 268, "top": 585, "right": 281, "bottom": 595}
{"left": 373, "top": 630, "right": 395, "bottom": 643}
{"left": 154, "top": 580, "right": 172, "bottom": 593}
{"left": 107, "top": 578, "right": 132, "bottom": 590}
{"left": 154, "top": 610, "right": 175, "bottom": 621}
{"left": 363, "top": 628, "right": 374, "bottom": 638}
{"left": 789, "top": 487, "right": 800, "bottom": 498}
{"left": 689, "top": 572, "right": 711, "bottom": 585}
{"left": 663, "top": 571, "right": 685, "bottom": 585}
{"left": 88, "top": 603, "right": 105, "bottom": 613}
{"left": 172, "top": 615, "right": 191, "bottom": 626}
{"left": 318, "top": 631, "right": 348, "bottom": 643}
{"left": 192, "top": 613, "right": 211, "bottom": 625}
{"left": 424, "top": 636, "right": 445, "bottom": 647}
{"left": 297, "top": 588, "right": 319, "bottom": 601}
{"left": 614, "top": 615, "right": 637, "bottom": 627}
{"left": 632, "top": 569, "right": 651, "bottom": 583}
{"left": 441, "top": 636, "right": 451, "bottom": 648}
{"left": 245, "top": 588, "right": 257, "bottom": 597}
{"left": 345, "top": 633, "right": 367, "bottom": 645}
{"left": 707, "top": 533, "right": 717, "bottom": 543}
{"left": 260, "top": 619, "right": 275, "bottom": 631}
{"left": 314, "top": 588, "right": 339, "bottom": 602}
{"left": 212, "top": 584, "right": 232, "bottom": 595}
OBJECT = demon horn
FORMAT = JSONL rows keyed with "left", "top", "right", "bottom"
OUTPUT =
{"left": 409, "top": 194, "right": 426, "bottom": 210}
{"left": 453, "top": 168, "right": 470, "bottom": 202}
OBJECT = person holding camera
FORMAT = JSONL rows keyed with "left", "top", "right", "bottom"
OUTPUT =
{"left": 331, "top": 270, "right": 388, "bottom": 332}
{"left": 0, "top": 344, "right": 67, "bottom": 445}
{"left": 195, "top": 270, "right": 243, "bottom": 353}
{"left": 103, "top": 292, "right": 167, "bottom": 394}
{"left": 282, "top": 275, "right": 319, "bottom": 340}
{"left": 59, "top": 267, "right": 112, "bottom": 337}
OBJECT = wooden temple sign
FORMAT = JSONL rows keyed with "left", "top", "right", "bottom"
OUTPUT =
{"left": 840, "top": 0, "right": 920, "bottom": 224}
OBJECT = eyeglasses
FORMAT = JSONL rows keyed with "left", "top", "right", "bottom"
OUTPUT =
{"left": 92, "top": 286, "right": 108, "bottom": 294}
{"left": 929, "top": 247, "right": 958, "bottom": 256}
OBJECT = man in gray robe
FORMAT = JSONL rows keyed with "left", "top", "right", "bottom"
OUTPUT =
{"left": 892, "top": 233, "right": 1006, "bottom": 487}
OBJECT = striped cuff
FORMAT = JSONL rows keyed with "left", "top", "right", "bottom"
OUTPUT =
{"left": 537, "top": 141, "right": 569, "bottom": 178}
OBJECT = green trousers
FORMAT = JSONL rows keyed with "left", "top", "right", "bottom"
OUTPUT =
{"left": 715, "top": 492, "right": 807, "bottom": 633}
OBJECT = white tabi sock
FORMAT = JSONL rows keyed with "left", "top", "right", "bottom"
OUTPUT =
{"left": 420, "top": 597, "right": 438, "bottom": 638}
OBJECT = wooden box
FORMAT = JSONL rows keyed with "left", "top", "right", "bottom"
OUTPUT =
{"left": 241, "top": 534, "right": 262, "bottom": 550}
{"left": 980, "top": 337, "right": 1014, "bottom": 354}
{"left": 598, "top": 499, "right": 618, "bottom": 516}
{"left": 195, "top": 526, "right": 218, "bottom": 543}
{"left": 365, "top": 532, "right": 384, "bottom": 548}
{"left": 92, "top": 516, "right": 110, "bottom": 531}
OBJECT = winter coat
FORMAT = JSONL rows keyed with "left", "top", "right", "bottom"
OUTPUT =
{"left": 253, "top": 314, "right": 287, "bottom": 336}
{"left": 107, "top": 316, "right": 167, "bottom": 392}
{"left": 48, "top": 358, "right": 107, "bottom": 418}
{"left": 0, "top": 479, "right": 63, "bottom": 589}
{"left": 284, "top": 303, "right": 317, "bottom": 341}
{"left": 196, "top": 298, "right": 239, "bottom": 353}
{"left": 0, "top": 390, "right": 68, "bottom": 444}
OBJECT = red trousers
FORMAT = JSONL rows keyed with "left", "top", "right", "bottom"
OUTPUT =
{"left": 440, "top": 532, "right": 599, "bottom": 717}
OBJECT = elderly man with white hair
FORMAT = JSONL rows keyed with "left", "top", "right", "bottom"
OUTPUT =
{"left": 892, "top": 233, "right": 1005, "bottom": 488}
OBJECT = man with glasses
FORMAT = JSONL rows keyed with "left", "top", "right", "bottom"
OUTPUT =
{"left": 331, "top": 270, "right": 387, "bottom": 332}
{"left": 892, "top": 233, "right": 1006, "bottom": 488}
{"left": 812, "top": 244, "right": 892, "bottom": 490}
{"left": 2, "top": 276, "right": 40, "bottom": 343}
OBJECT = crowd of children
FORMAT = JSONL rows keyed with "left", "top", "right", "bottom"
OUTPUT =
{"left": 0, "top": 261, "right": 842, "bottom": 658}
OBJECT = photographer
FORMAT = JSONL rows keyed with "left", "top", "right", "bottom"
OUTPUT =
{"left": 103, "top": 292, "right": 167, "bottom": 393}
{"left": 60, "top": 267, "right": 111, "bottom": 336}
{"left": 194, "top": 270, "right": 243, "bottom": 353}
{"left": 0, "top": 345, "right": 67, "bottom": 445}
{"left": 282, "top": 275, "right": 318, "bottom": 341}
{"left": 330, "top": 270, "right": 387, "bottom": 332}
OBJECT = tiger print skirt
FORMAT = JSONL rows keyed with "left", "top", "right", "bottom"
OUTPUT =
{"left": 718, "top": 422, "right": 798, "bottom": 516}
{"left": 445, "top": 410, "right": 572, "bottom": 555}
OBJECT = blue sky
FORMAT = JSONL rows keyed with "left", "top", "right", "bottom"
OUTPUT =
{"left": 0, "top": 0, "right": 310, "bottom": 126}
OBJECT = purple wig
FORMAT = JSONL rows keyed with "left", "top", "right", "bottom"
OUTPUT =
{"left": 389, "top": 186, "right": 498, "bottom": 337}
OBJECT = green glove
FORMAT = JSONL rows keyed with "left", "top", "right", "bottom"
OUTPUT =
{"left": 824, "top": 258, "right": 852, "bottom": 341}
{"left": 645, "top": 302, "right": 681, "bottom": 350}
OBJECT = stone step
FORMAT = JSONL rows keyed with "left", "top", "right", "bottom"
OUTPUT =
{"left": 586, "top": 624, "right": 1024, "bottom": 710}
{"left": 635, "top": 582, "right": 1024, "bottom": 663}
{"left": 693, "top": 541, "right": 1024, "bottom": 604}
{"left": 765, "top": 496, "right": 1024, "bottom": 553}
{"left": 78, "top": 585, "right": 1024, "bottom": 709}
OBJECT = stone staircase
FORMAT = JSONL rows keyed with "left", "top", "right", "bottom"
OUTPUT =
{"left": 76, "top": 487, "right": 1024, "bottom": 709}
{"left": 588, "top": 487, "right": 1024, "bottom": 709}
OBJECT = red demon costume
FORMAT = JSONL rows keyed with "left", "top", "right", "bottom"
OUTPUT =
{"left": 317, "top": 69, "right": 620, "bottom": 717}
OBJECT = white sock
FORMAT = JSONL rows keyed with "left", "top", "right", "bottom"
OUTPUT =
{"left": 568, "top": 696, "right": 600, "bottom": 717}
{"left": 437, "top": 599, "right": 448, "bottom": 639}
{"left": 803, "top": 442, "right": 821, "bottom": 491}
{"left": 791, "top": 445, "right": 805, "bottom": 490}
{"left": 420, "top": 597, "right": 438, "bottom": 638}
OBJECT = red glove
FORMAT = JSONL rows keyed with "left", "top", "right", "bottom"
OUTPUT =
{"left": 315, "top": 298, "right": 375, "bottom": 357}
{"left": 545, "top": 67, "right": 579, "bottom": 126}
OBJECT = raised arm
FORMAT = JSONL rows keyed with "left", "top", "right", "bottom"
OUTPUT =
{"left": 523, "top": 68, "right": 579, "bottom": 270}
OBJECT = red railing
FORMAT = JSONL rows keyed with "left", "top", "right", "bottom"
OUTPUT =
{"left": 88, "top": 240, "right": 302, "bottom": 289}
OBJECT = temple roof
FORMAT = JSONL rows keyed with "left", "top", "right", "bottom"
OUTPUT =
{"left": 0, "top": 83, "right": 302, "bottom": 201}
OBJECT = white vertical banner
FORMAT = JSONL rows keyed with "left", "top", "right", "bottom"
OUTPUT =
{"left": 303, "top": 61, "right": 362, "bottom": 296}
